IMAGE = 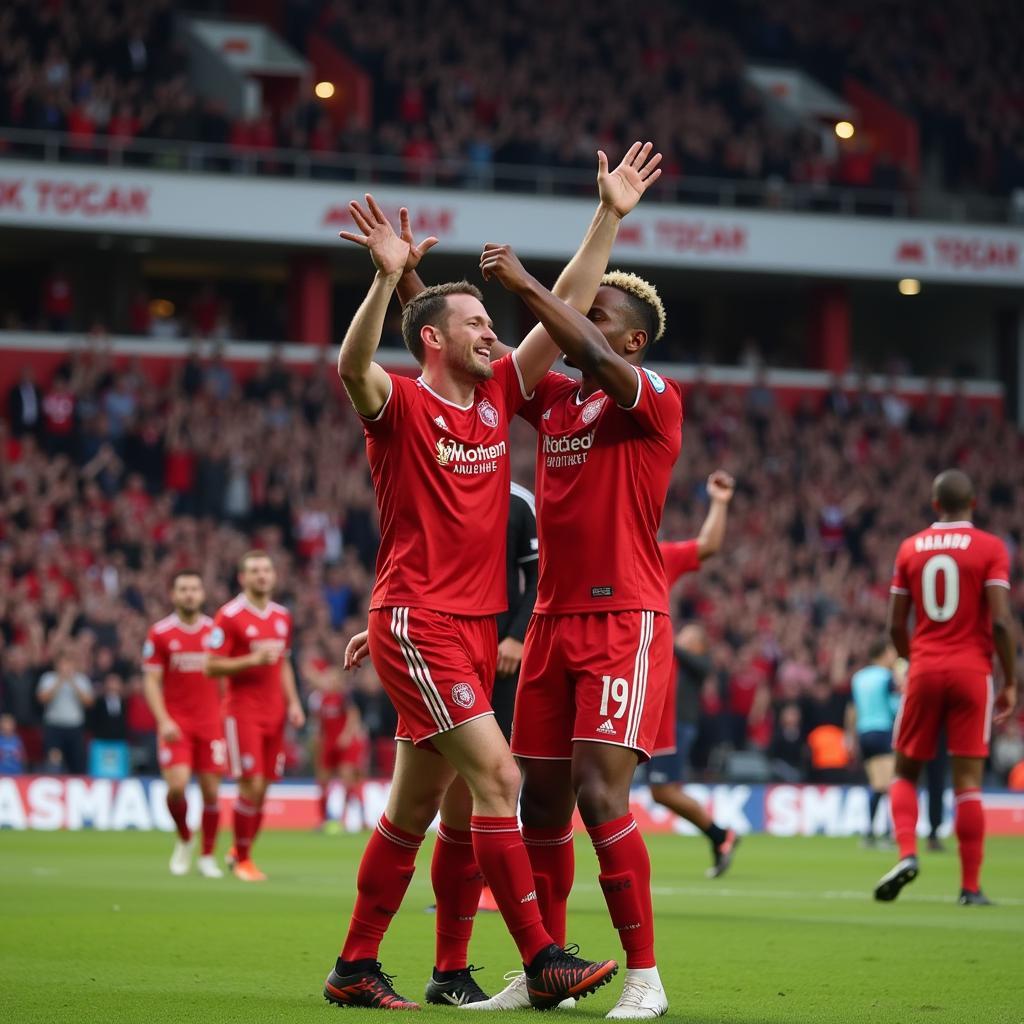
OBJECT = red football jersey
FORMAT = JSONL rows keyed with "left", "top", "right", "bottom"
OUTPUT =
{"left": 309, "top": 689, "right": 350, "bottom": 743}
{"left": 660, "top": 539, "right": 700, "bottom": 584}
{"left": 522, "top": 366, "right": 682, "bottom": 614}
{"left": 361, "top": 355, "right": 529, "bottom": 615}
{"left": 142, "top": 614, "right": 220, "bottom": 731}
{"left": 890, "top": 521, "right": 1011, "bottom": 674}
{"left": 208, "top": 595, "right": 292, "bottom": 723}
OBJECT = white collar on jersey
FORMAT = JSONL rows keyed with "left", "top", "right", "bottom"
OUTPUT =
{"left": 238, "top": 594, "right": 275, "bottom": 619}
{"left": 171, "top": 614, "right": 207, "bottom": 633}
{"left": 929, "top": 521, "right": 974, "bottom": 529}
{"left": 417, "top": 376, "right": 474, "bottom": 410}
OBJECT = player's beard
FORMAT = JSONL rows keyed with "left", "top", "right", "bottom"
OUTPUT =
{"left": 450, "top": 342, "right": 494, "bottom": 382}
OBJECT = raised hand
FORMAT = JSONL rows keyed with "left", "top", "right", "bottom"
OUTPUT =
{"left": 339, "top": 194, "right": 411, "bottom": 277}
{"left": 398, "top": 208, "right": 439, "bottom": 273}
{"left": 598, "top": 141, "right": 663, "bottom": 219}
{"left": 479, "top": 243, "right": 534, "bottom": 293}
{"left": 707, "top": 470, "right": 737, "bottom": 503}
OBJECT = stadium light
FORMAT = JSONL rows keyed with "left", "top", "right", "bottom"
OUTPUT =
{"left": 314, "top": 81, "right": 335, "bottom": 100}
{"left": 897, "top": 278, "right": 922, "bottom": 296}
{"left": 149, "top": 299, "right": 176, "bottom": 318}
{"left": 834, "top": 120, "right": 855, "bottom": 140}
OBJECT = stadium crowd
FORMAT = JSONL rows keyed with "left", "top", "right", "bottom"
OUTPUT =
{"left": 1, "top": 0, "right": 1019, "bottom": 198}
{"left": 1, "top": 343, "right": 1022, "bottom": 785}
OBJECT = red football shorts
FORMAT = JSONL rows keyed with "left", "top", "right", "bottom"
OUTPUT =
{"left": 894, "top": 667, "right": 994, "bottom": 760}
{"left": 320, "top": 734, "right": 369, "bottom": 772}
{"left": 511, "top": 611, "right": 672, "bottom": 762}
{"left": 224, "top": 714, "right": 286, "bottom": 780}
{"left": 653, "top": 675, "right": 677, "bottom": 757}
{"left": 158, "top": 725, "right": 226, "bottom": 775}
{"left": 368, "top": 607, "right": 497, "bottom": 747}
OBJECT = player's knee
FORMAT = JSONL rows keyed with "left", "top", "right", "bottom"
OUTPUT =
{"left": 467, "top": 755, "right": 522, "bottom": 815}
{"left": 574, "top": 770, "right": 629, "bottom": 826}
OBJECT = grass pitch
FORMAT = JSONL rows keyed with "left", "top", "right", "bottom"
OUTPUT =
{"left": 3, "top": 829, "right": 1020, "bottom": 1024}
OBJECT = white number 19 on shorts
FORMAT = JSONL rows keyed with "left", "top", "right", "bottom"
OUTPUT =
{"left": 600, "top": 675, "right": 630, "bottom": 719}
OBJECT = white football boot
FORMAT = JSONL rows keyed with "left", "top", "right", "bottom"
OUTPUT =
{"left": 461, "top": 971, "right": 575, "bottom": 1011}
{"left": 169, "top": 836, "right": 197, "bottom": 876}
{"left": 197, "top": 854, "right": 224, "bottom": 878}
{"left": 605, "top": 968, "right": 668, "bottom": 1019}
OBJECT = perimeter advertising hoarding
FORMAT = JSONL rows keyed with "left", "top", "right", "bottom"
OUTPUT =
{"left": 3, "top": 777, "right": 1023, "bottom": 836}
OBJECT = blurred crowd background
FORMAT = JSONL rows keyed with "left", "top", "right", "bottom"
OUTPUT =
{"left": 2, "top": 342, "right": 1022, "bottom": 786}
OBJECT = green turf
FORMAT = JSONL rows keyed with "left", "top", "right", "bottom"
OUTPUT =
{"left": 3, "top": 829, "right": 1020, "bottom": 1023}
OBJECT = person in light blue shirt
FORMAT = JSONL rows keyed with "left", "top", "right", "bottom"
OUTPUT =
{"left": 847, "top": 638, "right": 904, "bottom": 846}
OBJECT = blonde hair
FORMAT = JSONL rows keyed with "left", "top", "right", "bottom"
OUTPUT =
{"left": 600, "top": 271, "right": 666, "bottom": 343}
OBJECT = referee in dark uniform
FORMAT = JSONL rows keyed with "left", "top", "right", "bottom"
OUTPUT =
{"left": 492, "top": 481, "right": 539, "bottom": 739}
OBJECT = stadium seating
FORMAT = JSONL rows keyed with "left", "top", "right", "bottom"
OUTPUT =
{"left": 2, "top": 0, "right": 1019, "bottom": 199}
{"left": 2, "top": 344, "right": 1021, "bottom": 781}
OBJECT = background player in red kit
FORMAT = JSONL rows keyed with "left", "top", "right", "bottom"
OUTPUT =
{"left": 142, "top": 570, "right": 224, "bottom": 879}
{"left": 307, "top": 660, "right": 369, "bottom": 831}
{"left": 322, "top": 152, "right": 663, "bottom": 1010}
{"left": 875, "top": 470, "right": 1017, "bottom": 905}
{"left": 648, "top": 470, "right": 741, "bottom": 879}
{"left": 206, "top": 551, "right": 305, "bottom": 882}
{"left": 477, "top": 247, "right": 680, "bottom": 1018}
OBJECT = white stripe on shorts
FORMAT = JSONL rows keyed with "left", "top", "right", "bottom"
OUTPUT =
{"left": 390, "top": 607, "right": 454, "bottom": 733}
{"left": 625, "top": 611, "right": 654, "bottom": 749}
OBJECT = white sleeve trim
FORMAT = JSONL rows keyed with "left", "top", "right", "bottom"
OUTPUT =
{"left": 889, "top": 586, "right": 909, "bottom": 595}
{"left": 511, "top": 350, "right": 535, "bottom": 401}
{"left": 984, "top": 579, "right": 1011, "bottom": 588}
{"left": 357, "top": 374, "right": 394, "bottom": 423}
{"left": 616, "top": 364, "right": 643, "bottom": 411}
{"left": 517, "top": 553, "right": 540, "bottom": 564}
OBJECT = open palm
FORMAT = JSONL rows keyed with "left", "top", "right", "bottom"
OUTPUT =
{"left": 340, "top": 194, "right": 411, "bottom": 277}
{"left": 598, "top": 141, "right": 663, "bottom": 218}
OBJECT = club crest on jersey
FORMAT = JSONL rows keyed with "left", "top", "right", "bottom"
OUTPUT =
{"left": 451, "top": 682, "right": 476, "bottom": 709}
{"left": 275, "top": 618, "right": 287, "bottom": 637}
{"left": 477, "top": 398, "right": 499, "bottom": 428}
{"left": 204, "top": 627, "right": 225, "bottom": 650}
{"left": 581, "top": 397, "right": 605, "bottom": 425}
{"left": 643, "top": 368, "right": 666, "bottom": 393}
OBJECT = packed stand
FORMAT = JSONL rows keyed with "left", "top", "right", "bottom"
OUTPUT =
{"left": 2, "top": 345, "right": 1023, "bottom": 784}
{"left": 733, "top": 0, "right": 1024, "bottom": 196}
{"left": 0, "top": 0, "right": 924, "bottom": 200}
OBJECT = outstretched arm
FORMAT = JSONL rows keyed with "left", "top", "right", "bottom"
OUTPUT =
{"left": 510, "top": 142, "right": 661, "bottom": 391}
{"left": 480, "top": 246, "right": 640, "bottom": 407}
{"left": 696, "top": 471, "right": 736, "bottom": 560}
{"left": 337, "top": 195, "right": 413, "bottom": 417}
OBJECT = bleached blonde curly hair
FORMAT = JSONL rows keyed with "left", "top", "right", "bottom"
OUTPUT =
{"left": 600, "top": 270, "right": 666, "bottom": 343}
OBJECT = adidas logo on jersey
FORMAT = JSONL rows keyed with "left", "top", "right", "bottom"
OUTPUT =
{"left": 597, "top": 719, "right": 617, "bottom": 736}
{"left": 520, "top": 890, "right": 538, "bottom": 903}
{"left": 542, "top": 408, "right": 552, "bottom": 420}
{"left": 434, "top": 415, "right": 449, "bottom": 430}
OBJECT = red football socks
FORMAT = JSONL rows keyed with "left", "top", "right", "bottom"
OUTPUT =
{"left": 470, "top": 816, "right": 552, "bottom": 965}
{"left": 201, "top": 803, "right": 219, "bottom": 856}
{"left": 233, "top": 798, "right": 259, "bottom": 862}
{"left": 318, "top": 785, "right": 330, "bottom": 824}
{"left": 523, "top": 824, "right": 575, "bottom": 948}
{"left": 340, "top": 816, "right": 424, "bottom": 963}
{"left": 431, "top": 824, "right": 484, "bottom": 972}
{"left": 890, "top": 777, "right": 919, "bottom": 859}
{"left": 954, "top": 788, "right": 984, "bottom": 892}
{"left": 167, "top": 794, "right": 191, "bottom": 842}
{"left": 588, "top": 814, "right": 656, "bottom": 969}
